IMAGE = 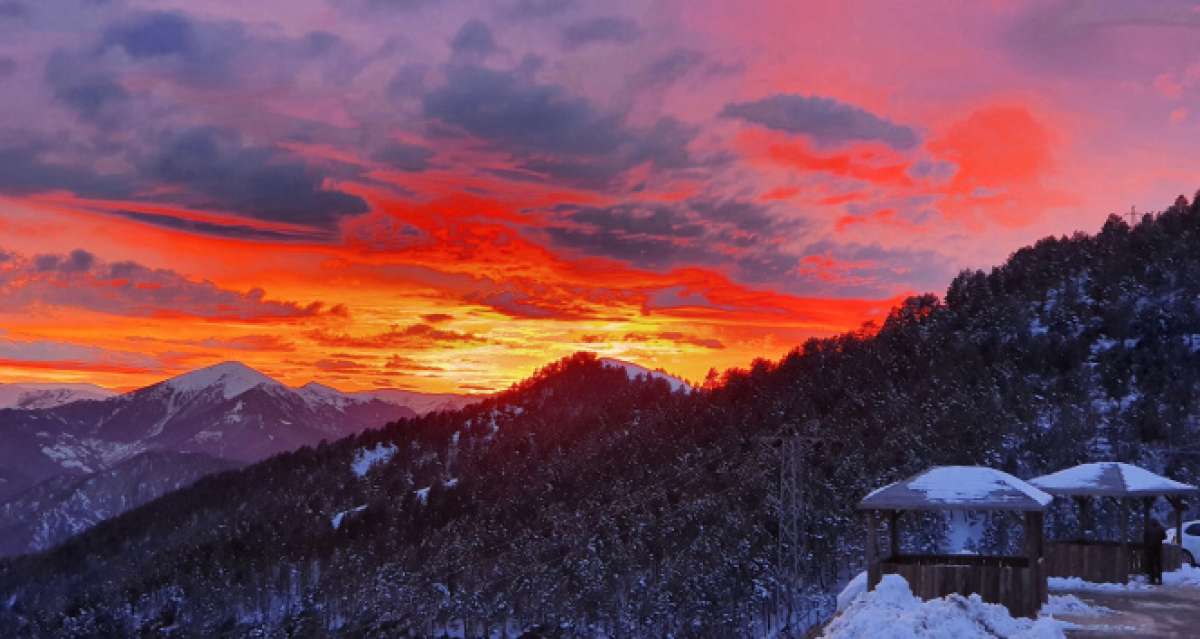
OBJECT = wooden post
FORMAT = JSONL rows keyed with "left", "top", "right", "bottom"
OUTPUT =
{"left": 1076, "top": 496, "right": 1091, "bottom": 541}
{"left": 1169, "top": 497, "right": 1184, "bottom": 547}
{"left": 1118, "top": 498, "right": 1129, "bottom": 583}
{"left": 865, "top": 511, "right": 880, "bottom": 589}
{"left": 888, "top": 511, "right": 900, "bottom": 559}
{"left": 1143, "top": 497, "right": 1153, "bottom": 540}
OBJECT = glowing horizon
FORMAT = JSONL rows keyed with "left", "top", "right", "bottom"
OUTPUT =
{"left": 2, "top": 1, "right": 1199, "bottom": 393}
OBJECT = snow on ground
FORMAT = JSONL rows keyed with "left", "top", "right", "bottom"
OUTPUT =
{"left": 599, "top": 358, "right": 690, "bottom": 392}
{"left": 822, "top": 575, "right": 1066, "bottom": 639}
{"left": 1040, "top": 594, "right": 1111, "bottom": 617}
{"left": 1163, "top": 564, "right": 1200, "bottom": 587}
{"left": 1048, "top": 576, "right": 1152, "bottom": 592}
{"left": 350, "top": 443, "right": 397, "bottom": 477}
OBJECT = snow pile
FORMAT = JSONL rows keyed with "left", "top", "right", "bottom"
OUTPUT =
{"left": 1040, "top": 594, "right": 1111, "bottom": 617}
{"left": 822, "top": 575, "right": 1066, "bottom": 639}
{"left": 350, "top": 443, "right": 397, "bottom": 477}
{"left": 1047, "top": 576, "right": 1151, "bottom": 592}
{"left": 837, "top": 571, "right": 867, "bottom": 612}
{"left": 1163, "top": 564, "right": 1200, "bottom": 587}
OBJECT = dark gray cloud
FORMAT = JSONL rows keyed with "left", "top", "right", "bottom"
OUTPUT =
{"left": 425, "top": 65, "right": 623, "bottom": 156}
{"left": 372, "top": 142, "right": 434, "bottom": 172}
{"left": 798, "top": 240, "right": 956, "bottom": 297}
{"left": 109, "top": 210, "right": 331, "bottom": 242}
{"left": 44, "top": 50, "right": 129, "bottom": 127}
{"left": 721, "top": 94, "right": 919, "bottom": 150}
{"left": 1006, "top": 1, "right": 1200, "bottom": 74}
{"left": 503, "top": 0, "right": 573, "bottom": 20}
{"left": 423, "top": 65, "right": 699, "bottom": 187}
{"left": 0, "top": 137, "right": 134, "bottom": 198}
{"left": 562, "top": 16, "right": 641, "bottom": 50}
{"left": 631, "top": 48, "right": 705, "bottom": 89}
{"left": 0, "top": 247, "right": 340, "bottom": 321}
{"left": 102, "top": 11, "right": 197, "bottom": 59}
{"left": 146, "top": 127, "right": 369, "bottom": 228}
{"left": 545, "top": 198, "right": 793, "bottom": 277}
{"left": 97, "top": 11, "right": 245, "bottom": 88}
{"left": 34, "top": 249, "right": 95, "bottom": 273}
{"left": 451, "top": 19, "right": 498, "bottom": 58}
{"left": 0, "top": 1, "right": 27, "bottom": 19}
{"left": 328, "top": 0, "right": 436, "bottom": 15}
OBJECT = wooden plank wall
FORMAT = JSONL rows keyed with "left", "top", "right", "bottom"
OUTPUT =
{"left": 1046, "top": 542, "right": 1187, "bottom": 583}
{"left": 879, "top": 561, "right": 1043, "bottom": 619}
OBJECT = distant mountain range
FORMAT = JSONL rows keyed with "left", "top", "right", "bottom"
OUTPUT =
{"left": 0, "top": 361, "right": 481, "bottom": 556}
{"left": 0, "top": 382, "right": 116, "bottom": 410}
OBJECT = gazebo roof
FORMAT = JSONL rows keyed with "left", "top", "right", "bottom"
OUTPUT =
{"left": 1029, "top": 462, "right": 1199, "bottom": 498}
{"left": 858, "top": 466, "right": 1053, "bottom": 512}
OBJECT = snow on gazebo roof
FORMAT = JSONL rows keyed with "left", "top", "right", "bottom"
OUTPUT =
{"left": 1029, "top": 462, "right": 1199, "bottom": 498}
{"left": 858, "top": 466, "right": 1053, "bottom": 512}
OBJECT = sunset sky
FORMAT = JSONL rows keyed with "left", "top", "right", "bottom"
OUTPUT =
{"left": 2, "top": 0, "right": 1199, "bottom": 393}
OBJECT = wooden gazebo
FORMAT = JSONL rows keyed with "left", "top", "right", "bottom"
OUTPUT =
{"left": 1030, "top": 462, "right": 1199, "bottom": 583}
{"left": 859, "top": 466, "right": 1052, "bottom": 618}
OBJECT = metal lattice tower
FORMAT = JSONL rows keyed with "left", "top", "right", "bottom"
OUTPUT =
{"left": 773, "top": 423, "right": 824, "bottom": 586}
{"left": 778, "top": 436, "right": 803, "bottom": 584}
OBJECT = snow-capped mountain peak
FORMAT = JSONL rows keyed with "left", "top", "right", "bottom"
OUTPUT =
{"left": 162, "top": 361, "right": 281, "bottom": 399}
{"left": 0, "top": 382, "right": 116, "bottom": 410}
{"left": 599, "top": 358, "right": 691, "bottom": 392}
{"left": 296, "top": 381, "right": 366, "bottom": 410}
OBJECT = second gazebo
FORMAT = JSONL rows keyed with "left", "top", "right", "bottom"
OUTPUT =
{"left": 1030, "top": 461, "right": 1199, "bottom": 583}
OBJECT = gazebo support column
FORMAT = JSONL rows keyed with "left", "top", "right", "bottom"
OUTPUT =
{"left": 1024, "top": 511, "right": 1046, "bottom": 606}
{"left": 1168, "top": 496, "right": 1184, "bottom": 546}
{"left": 865, "top": 511, "right": 880, "bottom": 589}
{"left": 1075, "top": 496, "right": 1091, "bottom": 541}
{"left": 1118, "top": 497, "right": 1129, "bottom": 583}
{"left": 888, "top": 511, "right": 900, "bottom": 559}
{"left": 1143, "top": 497, "right": 1153, "bottom": 540}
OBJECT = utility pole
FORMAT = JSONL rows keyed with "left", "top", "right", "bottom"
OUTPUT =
{"left": 778, "top": 435, "right": 803, "bottom": 584}
{"left": 767, "top": 422, "right": 825, "bottom": 585}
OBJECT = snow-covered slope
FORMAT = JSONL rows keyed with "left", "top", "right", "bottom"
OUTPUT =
{"left": 0, "top": 451, "right": 240, "bottom": 557}
{"left": 0, "top": 382, "right": 115, "bottom": 410}
{"left": 600, "top": 358, "right": 691, "bottom": 392}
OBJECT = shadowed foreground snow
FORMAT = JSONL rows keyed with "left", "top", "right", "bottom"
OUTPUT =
{"left": 823, "top": 574, "right": 1068, "bottom": 639}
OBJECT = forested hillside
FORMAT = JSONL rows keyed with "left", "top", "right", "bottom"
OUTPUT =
{"left": 4, "top": 193, "right": 1200, "bottom": 637}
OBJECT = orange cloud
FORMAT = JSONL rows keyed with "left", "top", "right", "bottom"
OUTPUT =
{"left": 735, "top": 129, "right": 914, "bottom": 188}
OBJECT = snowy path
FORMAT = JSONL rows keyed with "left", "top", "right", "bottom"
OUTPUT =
{"left": 1057, "top": 586, "right": 1200, "bottom": 637}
